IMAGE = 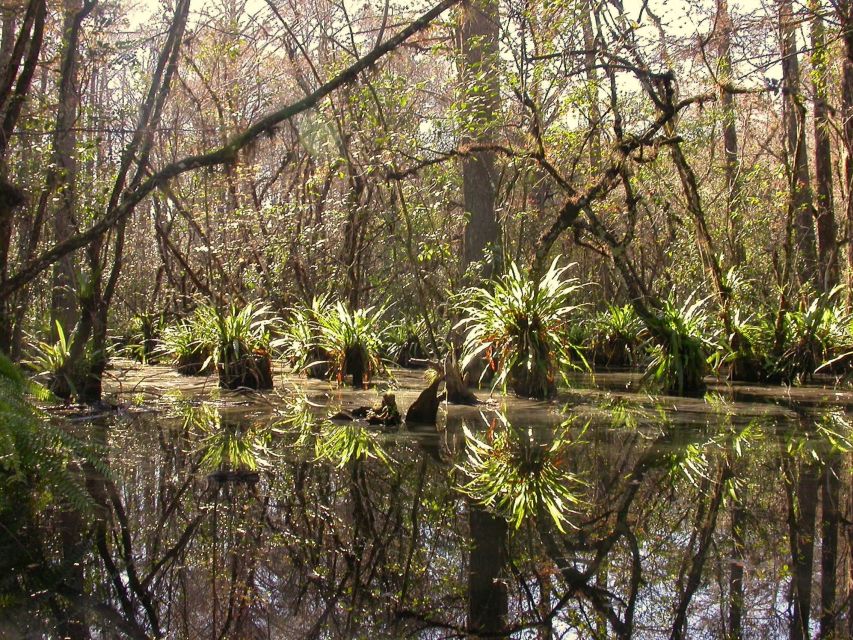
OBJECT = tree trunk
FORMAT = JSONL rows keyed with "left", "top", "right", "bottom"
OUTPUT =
{"left": 460, "top": 0, "right": 500, "bottom": 277}
{"left": 716, "top": 0, "right": 745, "bottom": 265}
{"left": 810, "top": 0, "right": 839, "bottom": 292}
{"left": 778, "top": 0, "right": 818, "bottom": 290}
{"left": 49, "top": 0, "right": 91, "bottom": 339}
{"left": 839, "top": 0, "right": 853, "bottom": 307}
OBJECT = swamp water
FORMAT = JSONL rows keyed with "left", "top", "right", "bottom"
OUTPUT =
{"left": 4, "top": 363, "right": 853, "bottom": 639}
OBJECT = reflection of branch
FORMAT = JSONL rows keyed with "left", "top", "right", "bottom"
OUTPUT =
{"left": 670, "top": 463, "right": 729, "bottom": 640}
{"left": 141, "top": 514, "right": 205, "bottom": 591}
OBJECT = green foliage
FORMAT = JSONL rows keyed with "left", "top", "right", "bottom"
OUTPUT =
{"left": 776, "top": 289, "right": 852, "bottom": 383}
{"left": 0, "top": 351, "right": 95, "bottom": 529}
{"left": 122, "top": 313, "right": 166, "bottom": 364}
{"left": 189, "top": 302, "right": 277, "bottom": 388}
{"left": 205, "top": 302, "right": 274, "bottom": 365}
{"left": 25, "top": 321, "right": 70, "bottom": 378}
{"left": 591, "top": 304, "right": 646, "bottom": 367}
{"left": 456, "top": 412, "right": 586, "bottom": 533}
{"left": 456, "top": 258, "right": 587, "bottom": 399}
{"left": 159, "top": 307, "right": 217, "bottom": 374}
{"left": 274, "top": 295, "right": 332, "bottom": 374}
{"left": 721, "top": 287, "right": 853, "bottom": 384}
{"left": 277, "top": 394, "right": 390, "bottom": 467}
{"left": 315, "top": 301, "right": 388, "bottom": 387}
{"left": 643, "top": 295, "right": 714, "bottom": 395}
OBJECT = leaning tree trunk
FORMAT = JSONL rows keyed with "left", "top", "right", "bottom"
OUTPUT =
{"left": 49, "top": 0, "right": 92, "bottom": 340}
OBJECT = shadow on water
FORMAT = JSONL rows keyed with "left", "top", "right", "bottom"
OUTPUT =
{"left": 4, "top": 370, "right": 853, "bottom": 638}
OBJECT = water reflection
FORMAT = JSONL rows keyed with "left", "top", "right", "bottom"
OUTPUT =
{"left": 2, "top": 392, "right": 853, "bottom": 638}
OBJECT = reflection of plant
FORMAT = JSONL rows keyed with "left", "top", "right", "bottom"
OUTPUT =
{"left": 456, "top": 412, "right": 585, "bottom": 532}
{"left": 456, "top": 259, "right": 587, "bottom": 399}
{"left": 277, "top": 395, "right": 390, "bottom": 467}
{"left": 643, "top": 295, "right": 714, "bottom": 395}
{"left": 185, "top": 403, "right": 276, "bottom": 471}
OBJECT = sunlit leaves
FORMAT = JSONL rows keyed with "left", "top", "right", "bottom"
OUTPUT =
{"left": 456, "top": 258, "right": 588, "bottom": 398}
{"left": 456, "top": 412, "right": 586, "bottom": 533}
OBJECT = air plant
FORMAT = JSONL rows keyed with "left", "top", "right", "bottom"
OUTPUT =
{"left": 456, "top": 258, "right": 588, "bottom": 399}
{"left": 591, "top": 303, "right": 646, "bottom": 367}
{"left": 643, "top": 294, "right": 715, "bottom": 395}
{"left": 315, "top": 301, "right": 388, "bottom": 388}
{"left": 202, "top": 302, "right": 277, "bottom": 390}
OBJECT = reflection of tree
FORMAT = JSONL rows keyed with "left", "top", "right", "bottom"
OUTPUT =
{"left": 9, "top": 394, "right": 853, "bottom": 639}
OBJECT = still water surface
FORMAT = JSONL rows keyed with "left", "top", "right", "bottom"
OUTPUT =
{"left": 5, "top": 366, "right": 853, "bottom": 639}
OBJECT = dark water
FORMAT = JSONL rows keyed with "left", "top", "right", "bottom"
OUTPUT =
{"left": 5, "top": 372, "right": 853, "bottom": 639}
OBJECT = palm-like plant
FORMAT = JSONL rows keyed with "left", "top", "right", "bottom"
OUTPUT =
{"left": 777, "top": 289, "right": 853, "bottom": 383}
{"left": 456, "top": 259, "right": 587, "bottom": 399}
{"left": 159, "top": 308, "right": 216, "bottom": 375}
{"left": 591, "top": 304, "right": 646, "bottom": 367}
{"left": 26, "top": 321, "right": 71, "bottom": 380}
{"left": 643, "top": 295, "right": 714, "bottom": 395}
{"left": 275, "top": 295, "right": 333, "bottom": 378}
{"left": 316, "top": 301, "right": 387, "bottom": 387}
{"left": 201, "top": 302, "right": 277, "bottom": 389}
{"left": 456, "top": 412, "right": 586, "bottom": 533}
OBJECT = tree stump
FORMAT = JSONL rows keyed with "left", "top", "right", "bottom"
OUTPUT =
{"left": 405, "top": 376, "right": 442, "bottom": 425}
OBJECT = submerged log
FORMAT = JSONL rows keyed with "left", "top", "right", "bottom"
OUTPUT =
{"left": 405, "top": 376, "right": 442, "bottom": 425}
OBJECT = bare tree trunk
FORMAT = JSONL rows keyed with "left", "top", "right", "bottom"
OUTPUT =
{"left": 839, "top": 0, "right": 853, "bottom": 307}
{"left": 778, "top": 0, "right": 818, "bottom": 290}
{"left": 581, "top": 0, "right": 601, "bottom": 171}
{"left": 809, "top": 0, "right": 839, "bottom": 292}
{"left": 0, "top": 0, "right": 46, "bottom": 352}
{"left": 460, "top": 0, "right": 500, "bottom": 277}
{"left": 49, "top": 0, "right": 94, "bottom": 339}
{"left": 716, "top": 0, "right": 745, "bottom": 265}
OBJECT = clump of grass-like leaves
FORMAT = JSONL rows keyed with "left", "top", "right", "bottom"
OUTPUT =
{"left": 643, "top": 295, "right": 715, "bottom": 395}
{"left": 26, "top": 320, "right": 71, "bottom": 379}
{"left": 316, "top": 301, "right": 387, "bottom": 388}
{"left": 275, "top": 295, "right": 333, "bottom": 378}
{"left": 201, "top": 302, "right": 277, "bottom": 389}
{"left": 777, "top": 289, "right": 853, "bottom": 383}
{"left": 456, "top": 259, "right": 587, "bottom": 399}
{"left": 159, "top": 307, "right": 218, "bottom": 375}
{"left": 591, "top": 303, "right": 646, "bottom": 367}
{"left": 456, "top": 412, "right": 586, "bottom": 533}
